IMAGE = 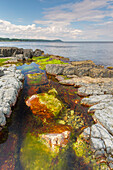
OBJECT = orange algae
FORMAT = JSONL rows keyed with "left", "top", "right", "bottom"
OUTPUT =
{"left": 37, "top": 123, "right": 72, "bottom": 134}
{"left": 26, "top": 96, "right": 54, "bottom": 122}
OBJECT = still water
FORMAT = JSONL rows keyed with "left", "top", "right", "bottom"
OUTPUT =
{"left": 0, "top": 41, "right": 112, "bottom": 169}
{"left": 0, "top": 41, "right": 113, "bottom": 67}
{"left": 0, "top": 61, "right": 98, "bottom": 170}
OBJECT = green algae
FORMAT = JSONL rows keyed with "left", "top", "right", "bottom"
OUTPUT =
{"left": 33, "top": 56, "right": 68, "bottom": 70}
{"left": 37, "top": 88, "right": 62, "bottom": 117}
{"left": 33, "top": 56, "right": 50, "bottom": 61}
{"left": 27, "top": 73, "right": 44, "bottom": 85}
{"left": 20, "top": 133, "right": 56, "bottom": 170}
{"left": 57, "top": 109, "right": 85, "bottom": 130}
{"left": 39, "top": 59, "right": 68, "bottom": 70}
{"left": 0, "top": 58, "right": 11, "bottom": 66}
{"left": 20, "top": 133, "right": 71, "bottom": 170}
{"left": 73, "top": 134, "right": 103, "bottom": 169}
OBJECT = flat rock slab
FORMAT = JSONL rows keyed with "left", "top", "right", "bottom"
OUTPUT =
{"left": 46, "top": 61, "right": 113, "bottom": 78}
{"left": 0, "top": 65, "right": 24, "bottom": 128}
{"left": 81, "top": 94, "right": 113, "bottom": 135}
{"left": 83, "top": 123, "right": 113, "bottom": 166}
{"left": 81, "top": 94, "right": 113, "bottom": 106}
{"left": 78, "top": 82, "right": 113, "bottom": 96}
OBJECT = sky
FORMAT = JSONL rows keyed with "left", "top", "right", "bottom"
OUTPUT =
{"left": 0, "top": 0, "right": 113, "bottom": 41}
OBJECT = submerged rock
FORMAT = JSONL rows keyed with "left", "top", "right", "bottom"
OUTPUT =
{"left": 40, "top": 131, "right": 70, "bottom": 151}
{"left": 26, "top": 88, "right": 63, "bottom": 118}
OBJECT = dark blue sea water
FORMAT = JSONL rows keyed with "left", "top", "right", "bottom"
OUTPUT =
{"left": 0, "top": 41, "right": 113, "bottom": 67}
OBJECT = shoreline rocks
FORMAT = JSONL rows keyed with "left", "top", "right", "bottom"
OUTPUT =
{"left": 0, "top": 65, "right": 24, "bottom": 129}
{"left": 45, "top": 60, "right": 113, "bottom": 169}
{"left": 0, "top": 47, "right": 44, "bottom": 62}
{"left": 46, "top": 60, "right": 113, "bottom": 78}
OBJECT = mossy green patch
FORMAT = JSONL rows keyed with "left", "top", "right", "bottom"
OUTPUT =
{"left": 33, "top": 55, "right": 50, "bottom": 61}
{"left": 37, "top": 89, "right": 62, "bottom": 117}
{"left": 73, "top": 134, "right": 101, "bottom": 169}
{"left": 39, "top": 59, "right": 68, "bottom": 70}
{"left": 33, "top": 55, "right": 68, "bottom": 70}
{"left": 27, "top": 73, "right": 44, "bottom": 85}
{"left": 20, "top": 133, "right": 55, "bottom": 170}
{"left": 0, "top": 58, "right": 11, "bottom": 66}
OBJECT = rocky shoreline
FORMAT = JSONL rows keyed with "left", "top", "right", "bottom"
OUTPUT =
{"left": 0, "top": 47, "right": 44, "bottom": 62}
{"left": 46, "top": 60, "right": 113, "bottom": 169}
{"left": 1, "top": 47, "right": 113, "bottom": 169}
{"left": 0, "top": 65, "right": 24, "bottom": 130}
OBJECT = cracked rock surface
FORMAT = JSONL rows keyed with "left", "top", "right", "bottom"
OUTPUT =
{"left": 0, "top": 65, "right": 24, "bottom": 129}
{"left": 45, "top": 60, "right": 113, "bottom": 169}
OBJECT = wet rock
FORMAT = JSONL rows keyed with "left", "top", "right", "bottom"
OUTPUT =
{"left": 26, "top": 88, "right": 62, "bottom": 117}
{"left": 40, "top": 131, "right": 70, "bottom": 151}
{"left": 33, "top": 49, "right": 44, "bottom": 56}
{"left": 0, "top": 65, "right": 24, "bottom": 128}
{"left": 0, "top": 47, "right": 44, "bottom": 61}
{"left": 0, "top": 47, "right": 18, "bottom": 57}
{"left": 23, "top": 49, "right": 33, "bottom": 60}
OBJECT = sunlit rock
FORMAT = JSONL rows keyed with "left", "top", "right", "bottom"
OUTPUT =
{"left": 0, "top": 65, "right": 24, "bottom": 128}
{"left": 40, "top": 131, "right": 70, "bottom": 151}
{"left": 26, "top": 88, "right": 62, "bottom": 118}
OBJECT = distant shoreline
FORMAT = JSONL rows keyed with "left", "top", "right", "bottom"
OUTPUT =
{"left": 0, "top": 37, "right": 113, "bottom": 43}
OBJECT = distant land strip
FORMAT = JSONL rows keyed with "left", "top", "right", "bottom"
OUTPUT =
{"left": 0, "top": 37, "right": 113, "bottom": 43}
{"left": 0, "top": 37, "right": 63, "bottom": 42}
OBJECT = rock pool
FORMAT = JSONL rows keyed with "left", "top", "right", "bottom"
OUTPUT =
{"left": 0, "top": 62, "right": 107, "bottom": 170}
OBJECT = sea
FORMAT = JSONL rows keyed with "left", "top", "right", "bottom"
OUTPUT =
{"left": 0, "top": 41, "right": 113, "bottom": 67}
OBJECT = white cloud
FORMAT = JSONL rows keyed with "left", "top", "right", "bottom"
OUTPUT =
{"left": 34, "top": 0, "right": 113, "bottom": 40}
{"left": 1, "top": 0, "right": 113, "bottom": 40}
{"left": 0, "top": 19, "right": 82, "bottom": 40}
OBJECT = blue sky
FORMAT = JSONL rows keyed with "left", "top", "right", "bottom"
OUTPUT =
{"left": 0, "top": 0, "right": 113, "bottom": 41}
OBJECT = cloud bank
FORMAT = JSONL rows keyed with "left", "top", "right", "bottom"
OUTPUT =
{"left": 0, "top": 0, "right": 113, "bottom": 40}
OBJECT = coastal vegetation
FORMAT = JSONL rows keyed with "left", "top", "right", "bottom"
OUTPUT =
{"left": 0, "top": 37, "right": 62, "bottom": 42}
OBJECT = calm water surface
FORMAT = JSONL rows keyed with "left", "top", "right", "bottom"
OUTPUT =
{"left": 0, "top": 62, "right": 96, "bottom": 169}
{"left": 0, "top": 41, "right": 113, "bottom": 67}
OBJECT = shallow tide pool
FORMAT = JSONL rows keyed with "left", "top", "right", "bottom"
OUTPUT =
{"left": 0, "top": 62, "right": 105, "bottom": 170}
